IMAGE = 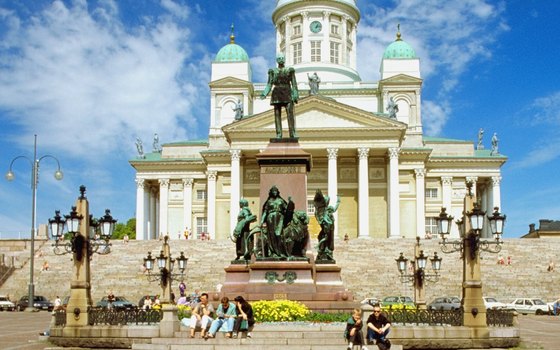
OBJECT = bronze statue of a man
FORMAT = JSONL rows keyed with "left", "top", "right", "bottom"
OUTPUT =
{"left": 260, "top": 53, "right": 299, "bottom": 139}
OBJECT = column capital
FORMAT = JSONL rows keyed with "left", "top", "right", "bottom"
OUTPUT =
{"left": 327, "top": 148, "right": 339, "bottom": 160}
{"left": 388, "top": 147, "right": 400, "bottom": 159}
{"left": 182, "top": 178, "right": 193, "bottom": 187}
{"left": 491, "top": 176, "right": 502, "bottom": 186}
{"left": 322, "top": 10, "right": 331, "bottom": 19}
{"left": 441, "top": 176, "right": 453, "bottom": 185}
{"left": 230, "top": 149, "right": 242, "bottom": 161}
{"left": 414, "top": 168, "right": 426, "bottom": 178}
{"left": 207, "top": 171, "right": 217, "bottom": 181}
{"left": 301, "top": 11, "right": 309, "bottom": 19}
{"left": 466, "top": 176, "right": 478, "bottom": 184}
{"left": 357, "top": 147, "right": 369, "bottom": 160}
{"left": 135, "top": 178, "right": 145, "bottom": 188}
{"left": 158, "top": 178, "right": 170, "bottom": 187}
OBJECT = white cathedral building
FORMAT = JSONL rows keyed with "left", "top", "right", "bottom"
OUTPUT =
{"left": 130, "top": 0, "right": 506, "bottom": 241}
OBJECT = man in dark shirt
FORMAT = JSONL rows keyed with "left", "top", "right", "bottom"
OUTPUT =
{"left": 366, "top": 304, "right": 391, "bottom": 349}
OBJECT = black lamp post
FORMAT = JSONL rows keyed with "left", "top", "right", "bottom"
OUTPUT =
{"left": 434, "top": 181, "right": 507, "bottom": 328}
{"left": 5, "top": 134, "right": 63, "bottom": 311}
{"left": 396, "top": 237, "right": 442, "bottom": 309}
{"left": 50, "top": 202, "right": 116, "bottom": 257}
{"left": 143, "top": 236, "right": 188, "bottom": 304}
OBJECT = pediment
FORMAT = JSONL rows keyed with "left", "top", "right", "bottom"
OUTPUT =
{"left": 379, "top": 73, "right": 423, "bottom": 85}
{"left": 223, "top": 95, "right": 406, "bottom": 142}
{"left": 209, "top": 76, "right": 253, "bottom": 88}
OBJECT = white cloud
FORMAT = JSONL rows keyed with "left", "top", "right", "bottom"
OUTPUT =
{"left": 0, "top": 1, "right": 197, "bottom": 161}
{"left": 357, "top": 0, "right": 506, "bottom": 133}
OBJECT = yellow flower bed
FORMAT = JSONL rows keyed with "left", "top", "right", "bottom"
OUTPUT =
{"left": 251, "top": 299, "right": 310, "bottom": 322}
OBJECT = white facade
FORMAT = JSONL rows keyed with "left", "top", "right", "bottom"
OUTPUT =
{"left": 130, "top": 0, "right": 507, "bottom": 241}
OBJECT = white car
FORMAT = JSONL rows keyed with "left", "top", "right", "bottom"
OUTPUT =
{"left": 506, "top": 298, "right": 550, "bottom": 315}
{"left": 360, "top": 297, "right": 381, "bottom": 306}
{"left": 0, "top": 295, "right": 16, "bottom": 311}
{"left": 483, "top": 297, "right": 507, "bottom": 310}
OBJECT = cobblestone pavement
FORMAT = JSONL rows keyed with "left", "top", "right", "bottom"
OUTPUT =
{"left": 0, "top": 311, "right": 558, "bottom": 349}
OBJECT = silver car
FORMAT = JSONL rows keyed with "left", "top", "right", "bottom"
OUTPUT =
{"left": 506, "top": 298, "right": 550, "bottom": 315}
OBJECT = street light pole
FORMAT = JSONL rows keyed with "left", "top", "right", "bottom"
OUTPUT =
{"left": 5, "top": 134, "right": 63, "bottom": 311}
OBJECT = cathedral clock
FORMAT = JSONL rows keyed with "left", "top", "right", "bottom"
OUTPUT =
{"left": 310, "top": 21, "right": 322, "bottom": 33}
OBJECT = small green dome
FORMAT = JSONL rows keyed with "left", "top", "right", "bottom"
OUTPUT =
{"left": 215, "top": 43, "right": 249, "bottom": 62}
{"left": 383, "top": 28, "right": 416, "bottom": 59}
{"left": 215, "top": 26, "right": 249, "bottom": 62}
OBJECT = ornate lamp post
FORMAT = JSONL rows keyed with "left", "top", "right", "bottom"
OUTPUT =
{"left": 143, "top": 236, "right": 187, "bottom": 337}
{"left": 435, "top": 182, "right": 506, "bottom": 328}
{"left": 396, "top": 237, "right": 442, "bottom": 309}
{"left": 48, "top": 186, "right": 116, "bottom": 327}
{"left": 143, "top": 236, "right": 188, "bottom": 304}
{"left": 5, "top": 134, "right": 63, "bottom": 311}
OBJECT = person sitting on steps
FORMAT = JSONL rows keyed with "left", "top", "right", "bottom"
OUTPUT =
{"left": 232, "top": 295, "right": 255, "bottom": 339}
{"left": 366, "top": 304, "right": 391, "bottom": 350}
{"left": 188, "top": 293, "right": 215, "bottom": 338}
{"left": 345, "top": 308, "right": 368, "bottom": 350}
{"left": 206, "top": 296, "right": 236, "bottom": 338}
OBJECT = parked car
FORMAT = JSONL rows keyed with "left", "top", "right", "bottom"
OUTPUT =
{"left": 96, "top": 296, "right": 135, "bottom": 310}
{"left": 506, "top": 298, "right": 550, "bottom": 315}
{"left": 381, "top": 296, "right": 416, "bottom": 310}
{"left": 483, "top": 296, "right": 507, "bottom": 310}
{"left": 428, "top": 296, "right": 461, "bottom": 311}
{"left": 17, "top": 295, "right": 54, "bottom": 311}
{"left": 547, "top": 299, "right": 560, "bottom": 316}
{"left": 0, "top": 295, "right": 16, "bottom": 311}
{"left": 360, "top": 297, "right": 381, "bottom": 306}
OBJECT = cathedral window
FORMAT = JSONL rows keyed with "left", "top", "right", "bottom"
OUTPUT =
{"left": 292, "top": 24, "right": 301, "bottom": 38}
{"left": 293, "top": 42, "right": 302, "bottom": 64}
{"left": 331, "top": 24, "right": 339, "bottom": 37}
{"left": 196, "top": 189, "right": 207, "bottom": 200}
{"left": 330, "top": 42, "right": 340, "bottom": 64}
{"left": 311, "top": 41, "right": 321, "bottom": 62}
{"left": 196, "top": 217, "right": 207, "bottom": 239}
{"left": 425, "top": 188, "right": 438, "bottom": 199}
{"left": 425, "top": 217, "right": 438, "bottom": 236}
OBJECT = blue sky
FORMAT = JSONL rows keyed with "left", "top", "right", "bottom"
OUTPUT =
{"left": 1, "top": 0, "right": 559, "bottom": 239}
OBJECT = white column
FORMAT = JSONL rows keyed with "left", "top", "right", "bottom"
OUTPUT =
{"left": 388, "top": 148, "right": 401, "bottom": 238}
{"left": 135, "top": 179, "right": 146, "bottom": 240}
{"left": 441, "top": 177, "right": 453, "bottom": 211}
{"left": 302, "top": 12, "right": 310, "bottom": 63}
{"left": 327, "top": 148, "right": 339, "bottom": 236}
{"left": 207, "top": 171, "right": 217, "bottom": 240}
{"left": 357, "top": 147, "right": 369, "bottom": 238}
{"left": 230, "top": 150, "right": 242, "bottom": 233}
{"left": 415, "top": 169, "right": 426, "bottom": 238}
{"left": 182, "top": 178, "right": 193, "bottom": 233}
{"left": 491, "top": 176, "right": 502, "bottom": 210}
{"left": 322, "top": 11, "right": 331, "bottom": 63}
{"left": 158, "top": 179, "right": 169, "bottom": 238}
{"left": 150, "top": 188, "right": 157, "bottom": 239}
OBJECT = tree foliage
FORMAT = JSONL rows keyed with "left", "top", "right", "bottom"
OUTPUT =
{"left": 112, "top": 218, "right": 136, "bottom": 240}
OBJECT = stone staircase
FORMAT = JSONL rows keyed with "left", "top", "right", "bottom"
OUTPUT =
{"left": 131, "top": 323, "right": 401, "bottom": 350}
{"left": 0, "top": 237, "right": 558, "bottom": 307}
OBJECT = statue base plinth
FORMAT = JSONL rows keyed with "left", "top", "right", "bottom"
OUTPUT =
{"left": 220, "top": 260, "right": 354, "bottom": 311}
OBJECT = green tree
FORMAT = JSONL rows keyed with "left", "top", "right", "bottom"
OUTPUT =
{"left": 112, "top": 218, "right": 136, "bottom": 240}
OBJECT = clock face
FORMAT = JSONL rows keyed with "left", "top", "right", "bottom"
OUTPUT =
{"left": 310, "top": 21, "right": 322, "bottom": 33}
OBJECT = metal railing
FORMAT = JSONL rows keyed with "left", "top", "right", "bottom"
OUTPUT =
{"left": 384, "top": 308, "right": 515, "bottom": 327}
{"left": 54, "top": 308, "right": 163, "bottom": 327}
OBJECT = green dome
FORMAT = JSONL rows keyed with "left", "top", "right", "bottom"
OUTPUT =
{"left": 215, "top": 42, "right": 249, "bottom": 62}
{"left": 383, "top": 40, "right": 416, "bottom": 59}
{"left": 383, "top": 30, "right": 416, "bottom": 59}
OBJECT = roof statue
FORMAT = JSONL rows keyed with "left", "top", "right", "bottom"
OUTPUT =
{"left": 135, "top": 137, "right": 145, "bottom": 159}
{"left": 233, "top": 99, "right": 244, "bottom": 120}
{"left": 490, "top": 132, "right": 499, "bottom": 156}
{"left": 307, "top": 72, "right": 320, "bottom": 95}
{"left": 477, "top": 128, "right": 484, "bottom": 150}
{"left": 153, "top": 133, "right": 161, "bottom": 153}
{"left": 386, "top": 97, "right": 399, "bottom": 119}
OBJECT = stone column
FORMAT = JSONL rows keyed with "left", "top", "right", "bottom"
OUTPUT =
{"left": 358, "top": 147, "right": 369, "bottom": 238}
{"left": 441, "top": 177, "right": 453, "bottom": 211}
{"left": 415, "top": 169, "right": 426, "bottom": 238}
{"left": 491, "top": 176, "right": 502, "bottom": 210}
{"left": 388, "top": 148, "right": 401, "bottom": 238}
{"left": 327, "top": 148, "right": 339, "bottom": 237}
{"left": 135, "top": 179, "right": 146, "bottom": 240}
{"left": 158, "top": 179, "right": 170, "bottom": 238}
{"left": 182, "top": 178, "right": 193, "bottom": 234}
{"left": 150, "top": 188, "right": 157, "bottom": 240}
{"left": 207, "top": 171, "right": 217, "bottom": 240}
{"left": 230, "top": 150, "right": 242, "bottom": 233}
